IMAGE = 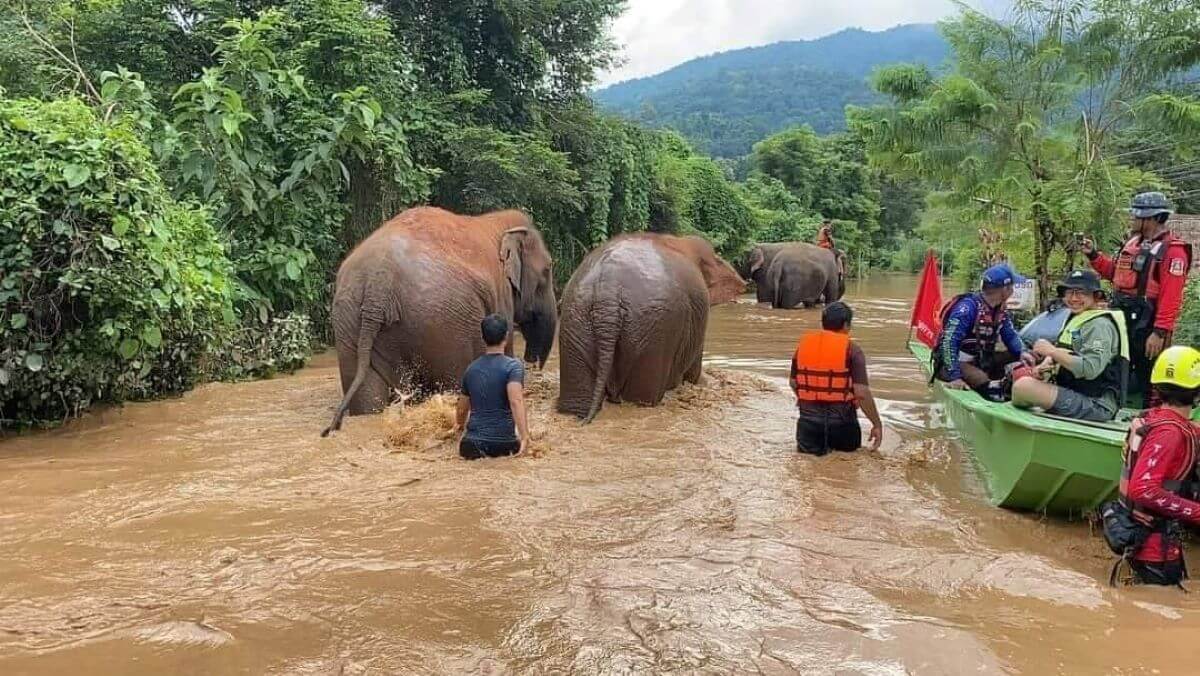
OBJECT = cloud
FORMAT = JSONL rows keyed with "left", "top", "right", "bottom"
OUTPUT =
{"left": 599, "top": 0, "right": 1000, "bottom": 86}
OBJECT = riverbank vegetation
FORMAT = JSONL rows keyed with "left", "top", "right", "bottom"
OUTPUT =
{"left": 4, "top": 0, "right": 1200, "bottom": 426}
{"left": 854, "top": 0, "right": 1200, "bottom": 297}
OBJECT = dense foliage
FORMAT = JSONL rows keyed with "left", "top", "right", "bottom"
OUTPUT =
{"left": 0, "top": 97, "right": 234, "bottom": 424}
{"left": 0, "top": 0, "right": 780, "bottom": 426}
{"left": 853, "top": 0, "right": 1200, "bottom": 300}
{"left": 742, "top": 124, "right": 925, "bottom": 272}
{"left": 595, "top": 25, "right": 949, "bottom": 157}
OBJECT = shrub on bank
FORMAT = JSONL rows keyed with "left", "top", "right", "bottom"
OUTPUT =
{"left": 0, "top": 97, "right": 235, "bottom": 426}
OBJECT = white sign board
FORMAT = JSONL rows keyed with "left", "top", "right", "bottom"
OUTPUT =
{"left": 1007, "top": 279, "right": 1038, "bottom": 311}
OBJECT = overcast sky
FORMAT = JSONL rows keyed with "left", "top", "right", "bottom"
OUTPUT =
{"left": 599, "top": 0, "right": 1006, "bottom": 86}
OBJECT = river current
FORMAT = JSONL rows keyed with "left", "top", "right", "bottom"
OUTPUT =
{"left": 1, "top": 274, "right": 1196, "bottom": 674}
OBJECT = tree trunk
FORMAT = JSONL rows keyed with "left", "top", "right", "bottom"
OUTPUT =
{"left": 1031, "top": 201, "right": 1053, "bottom": 309}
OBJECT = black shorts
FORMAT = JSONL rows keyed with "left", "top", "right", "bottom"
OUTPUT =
{"left": 1131, "top": 558, "right": 1187, "bottom": 587}
{"left": 796, "top": 415, "right": 862, "bottom": 456}
{"left": 459, "top": 438, "right": 520, "bottom": 460}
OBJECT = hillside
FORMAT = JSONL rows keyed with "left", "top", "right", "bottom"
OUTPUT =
{"left": 595, "top": 24, "right": 949, "bottom": 157}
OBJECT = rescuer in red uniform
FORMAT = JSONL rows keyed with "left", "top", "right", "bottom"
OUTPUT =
{"left": 1102, "top": 346, "right": 1200, "bottom": 587}
{"left": 1082, "top": 192, "right": 1193, "bottom": 404}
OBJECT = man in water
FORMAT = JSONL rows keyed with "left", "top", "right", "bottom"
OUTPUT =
{"left": 1083, "top": 191, "right": 1193, "bottom": 405}
{"left": 1109, "top": 346, "right": 1200, "bottom": 587}
{"left": 933, "top": 263, "right": 1036, "bottom": 400}
{"left": 1011, "top": 270, "right": 1128, "bottom": 422}
{"left": 790, "top": 301, "right": 883, "bottom": 455}
{"left": 455, "top": 314, "right": 530, "bottom": 460}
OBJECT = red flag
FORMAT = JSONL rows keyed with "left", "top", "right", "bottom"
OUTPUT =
{"left": 910, "top": 251, "right": 943, "bottom": 348}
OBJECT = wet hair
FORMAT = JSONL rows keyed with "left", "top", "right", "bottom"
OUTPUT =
{"left": 480, "top": 313, "right": 509, "bottom": 347}
{"left": 1156, "top": 383, "right": 1200, "bottom": 407}
{"left": 822, "top": 302, "right": 853, "bottom": 331}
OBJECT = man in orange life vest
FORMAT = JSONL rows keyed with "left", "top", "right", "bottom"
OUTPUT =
{"left": 1103, "top": 346, "right": 1200, "bottom": 587}
{"left": 1083, "top": 191, "right": 1193, "bottom": 403}
{"left": 790, "top": 302, "right": 883, "bottom": 455}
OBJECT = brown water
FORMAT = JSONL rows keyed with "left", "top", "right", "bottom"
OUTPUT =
{"left": 2, "top": 274, "right": 1198, "bottom": 675}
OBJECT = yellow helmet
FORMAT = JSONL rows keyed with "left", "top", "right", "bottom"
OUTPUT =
{"left": 1151, "top": 346, "right": 1200, "bottom": 390}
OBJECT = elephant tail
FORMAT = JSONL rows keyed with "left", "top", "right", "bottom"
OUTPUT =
{"left": 322, "top": 318, "right": 382, "bottom": 437}
{"left": 582, "top": 306, "right": 620, "bottom": 425}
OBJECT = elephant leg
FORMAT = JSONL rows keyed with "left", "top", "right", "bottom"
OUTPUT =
{"left": 684, "top": 351, "right": 703, "bottom": 384}
{"left": 349, "top": 359, "right": 391, "bottom": 415}
{"left": 619, "top": 354, "right": 671, "bottom": 405}
{"left": 556, "top": 313, "right": 599, "bottom": 417}
{"left": 334, "top": 337, "right": 392, "bottom": 416}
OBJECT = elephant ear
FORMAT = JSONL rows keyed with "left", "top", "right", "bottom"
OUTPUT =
{"left": 748, "top": 247, "right": 766, "bottom": 275}
{"left": 500, "top": 227, "right": 527, "bottom": 292}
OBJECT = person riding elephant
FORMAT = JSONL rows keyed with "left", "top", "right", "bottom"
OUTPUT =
{"left": 557, "top": 234, "right": 746, "bottom": 422}
{"left": 745, "top": 242, "right": 844, "bottom": 309}
{"left": 322, "top": 207, "right": 558, "bottom": 436}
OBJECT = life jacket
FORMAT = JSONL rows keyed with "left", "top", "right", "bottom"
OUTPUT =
{"left": 793, "top": 330, "right": 854, "bottom": 404}
{"left": 1118, "top": 413, "right": 1200, "bottom": 529}
{"left": 1111, "top": 232, "right": 1193, "bottom": 301}
{"left": 936, "top": 292, "right": 1006, "bottom": 364}
{"left": 1103, "top": 413, "right": 1200, "bottom": 583}
{"left": 1053, "top": 309, "right": 1130, "bottom": 406}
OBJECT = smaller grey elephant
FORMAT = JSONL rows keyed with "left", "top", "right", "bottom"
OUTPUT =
{"left": 747, "top": 242, "right": 844, "bottom": 309}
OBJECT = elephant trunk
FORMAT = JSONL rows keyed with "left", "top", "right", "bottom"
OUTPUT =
{"left": 520, "top": 311, "right": 556, "bottom": 368}
{"left": 322, "top": 315, "right": 381, "bottom": 437}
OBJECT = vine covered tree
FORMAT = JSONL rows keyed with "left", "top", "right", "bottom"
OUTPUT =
{"left": 853, "top": 0, "right": 1200, "bottom": 298}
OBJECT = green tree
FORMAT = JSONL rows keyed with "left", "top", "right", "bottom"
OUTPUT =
{"left": 854, "top": 0, "right": 1200, "bottom": 297}
{"left": 382, "top": 0, "right": 625, "bottom": 128}
{"left": 164, "top": 12, "right": 431, "bottom": 326}
{"left": 0, "top": 96, "right": 235, "bottom": 425}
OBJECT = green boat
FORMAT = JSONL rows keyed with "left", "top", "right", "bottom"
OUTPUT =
{"left": 909, "top": 340, "right": 1127, "bottom": 516}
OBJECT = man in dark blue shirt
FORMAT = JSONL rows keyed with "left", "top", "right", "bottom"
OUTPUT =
{"left": 456, "top": 314, "right": 530, "bottom": 460}
{"left": 934, "top": 263, "right": 1036, "bottom": 400}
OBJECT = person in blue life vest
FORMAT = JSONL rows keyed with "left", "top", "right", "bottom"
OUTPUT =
{"left": 933, "top": 263, "right": 1037, "bottom": 401}
{"left": 1011, "top": 270, "right": 1130, "bottom": 422}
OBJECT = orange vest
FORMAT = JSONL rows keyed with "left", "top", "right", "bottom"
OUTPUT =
{"left": 793, "top": 330, "right": 854, "bottom": 403}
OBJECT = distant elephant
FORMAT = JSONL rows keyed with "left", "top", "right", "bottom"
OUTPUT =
{"left": 323, "top": 207, "right": 557, "bottom": 436}
{"left": 557, "top": 234, "right": 746, "bottom": 422}
{"left": 745, "top": 242, "right": 844, "bottom": 309}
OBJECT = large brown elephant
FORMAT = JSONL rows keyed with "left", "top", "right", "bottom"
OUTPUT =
{"left": 323, "top": 207, "right": 557, "bottom": 436}
{"left": 744, "top": 242, "right": 844, "bottom": 309}
{"left": 556, "top": 234, "right": 746, "bottom": 422}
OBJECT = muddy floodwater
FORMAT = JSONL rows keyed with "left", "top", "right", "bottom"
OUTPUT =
{"left": 3, "top": 274, "right": 1200, "bottom": 674}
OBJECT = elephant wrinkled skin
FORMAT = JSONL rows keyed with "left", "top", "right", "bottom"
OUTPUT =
{"left": 744, "top": 242, "right": 844, "bottom": 309}
{"left": 323, "top": 207, "right": 557, "bottom": 436}
{"left": 557, "top": 234, "right": 746, "bottom": 422}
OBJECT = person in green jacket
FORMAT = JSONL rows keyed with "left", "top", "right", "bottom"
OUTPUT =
{"left": 1011, "top": 270, "right": 1129, "bottom": 421}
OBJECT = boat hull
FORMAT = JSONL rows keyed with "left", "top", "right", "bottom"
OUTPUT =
{"left": 911, "top": 341, "right": 1123, "bottom": 515}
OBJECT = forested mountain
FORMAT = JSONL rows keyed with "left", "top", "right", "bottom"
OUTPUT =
{"left": 595, "top": 25, "right": 949, "bottom": 157}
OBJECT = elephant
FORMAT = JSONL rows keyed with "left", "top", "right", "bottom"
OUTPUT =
{"left": 323, "top": 207, "right": 557, "bottom": 436}
{"left": 744, "top": 242, "right": 844, "bottom": 309}
{"left": 556, "top": 233, "right": 746, "bottom": 422}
